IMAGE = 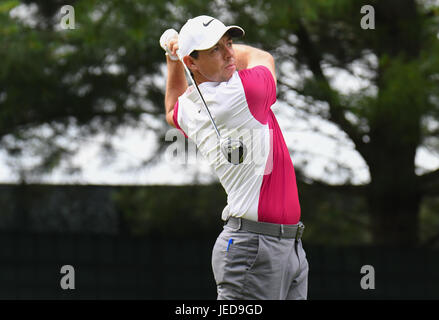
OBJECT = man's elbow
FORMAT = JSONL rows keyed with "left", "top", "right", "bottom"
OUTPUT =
{"left": 166, "top": 110, "right": 176, "bottom": 128}
{"left": 263, "top": 53, "right": 276, "bottom": 85}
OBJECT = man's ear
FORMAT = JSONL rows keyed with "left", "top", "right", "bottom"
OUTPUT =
{"left": 183, "top": 56, "right": 198, "bottom": 73}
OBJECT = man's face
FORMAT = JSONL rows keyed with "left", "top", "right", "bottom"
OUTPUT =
{"left": 188, "top": 34, "right": 236, "bottom": 83}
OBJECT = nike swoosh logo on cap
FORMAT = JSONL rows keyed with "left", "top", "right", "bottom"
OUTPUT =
{"left": 203, "top": 18, "right": 215, "bottom": 27}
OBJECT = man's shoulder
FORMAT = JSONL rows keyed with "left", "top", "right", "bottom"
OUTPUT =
{"left": 238, "top": 65, "right": 272, "bottom": 79}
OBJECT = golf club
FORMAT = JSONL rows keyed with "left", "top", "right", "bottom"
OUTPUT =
{"left": 177, "top": 50, "right": 247, "bottom": 165}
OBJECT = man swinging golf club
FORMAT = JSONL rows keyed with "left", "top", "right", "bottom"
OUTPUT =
{"left": 160, "top": 15, "right": 308, "bottom": 300}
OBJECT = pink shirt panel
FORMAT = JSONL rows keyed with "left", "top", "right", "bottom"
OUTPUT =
{"left": 239, "top": 66, "right": 301, "bottom": 224}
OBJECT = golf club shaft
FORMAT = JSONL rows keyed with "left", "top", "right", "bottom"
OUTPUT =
{"left": 179, "top": 55, "right": 222, "bottom": 140}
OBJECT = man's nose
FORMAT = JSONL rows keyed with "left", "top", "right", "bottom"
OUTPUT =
{"left": 223, "top": 45, "right": 234, "bottom": 59}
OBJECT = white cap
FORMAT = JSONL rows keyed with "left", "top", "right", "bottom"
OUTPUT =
{"left": 178, "top": 15, "right": 244, "bottom": 58}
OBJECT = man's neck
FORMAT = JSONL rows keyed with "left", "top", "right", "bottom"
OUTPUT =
{"left": 192, "top": 71, "right": 210, "bottom": 86}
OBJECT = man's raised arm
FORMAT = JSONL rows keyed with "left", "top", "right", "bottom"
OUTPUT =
{"left": 164, "top": 52, "right": 187, "bottom": 128}
{"left": 160, "top": 30, "right": 188, "bottom": 128}
{"left": 233, "top": 44, "right": 276, "bottom": 85}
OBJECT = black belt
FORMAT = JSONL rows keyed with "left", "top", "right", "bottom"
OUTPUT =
{"left": 225, "top": 217, "right": 305, "bottom": 240}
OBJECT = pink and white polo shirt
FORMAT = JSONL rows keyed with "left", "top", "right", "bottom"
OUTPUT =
{"left": 173, "top": 66, "right": 301, "bottom": 225}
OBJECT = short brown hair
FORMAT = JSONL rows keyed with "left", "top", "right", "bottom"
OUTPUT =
{"left": 190, "top": 50, "right": 199, "bottom": 59}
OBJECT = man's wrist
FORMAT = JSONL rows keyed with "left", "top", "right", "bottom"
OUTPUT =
{"left": 165, "top": 51, "right": 179, "bottom": 61}
{"left": 166, "top": 54, "right": 181, "bottom": 64}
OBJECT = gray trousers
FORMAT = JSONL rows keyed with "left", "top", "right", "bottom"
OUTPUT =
{"left": 211, "top": 225, "right": 309, "bottom": 300}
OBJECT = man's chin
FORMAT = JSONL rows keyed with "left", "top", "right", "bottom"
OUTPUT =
{"left": 223, "top": 68, "right": 236, "bottom": 81}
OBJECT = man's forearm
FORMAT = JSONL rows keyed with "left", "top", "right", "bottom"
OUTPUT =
{"left": 233, "top": 44, "right": 270, "bottom": 69}
{"left": 233, "top": 44, "right": 276, "bottom": 83}
{"left": 165, "top": 56, "right": 188, "bottom": 116}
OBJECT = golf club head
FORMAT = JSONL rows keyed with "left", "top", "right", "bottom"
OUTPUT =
{"left": 220, "top": 137, "right": 247, "bottom": 165}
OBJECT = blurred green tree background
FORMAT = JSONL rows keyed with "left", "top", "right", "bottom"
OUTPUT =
{"left": 1, "top": 0, "right": 439, "bottom": 246}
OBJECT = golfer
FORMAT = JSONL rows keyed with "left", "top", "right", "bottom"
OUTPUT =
{"left": 160, "top": 15, "right": 308, "bottom": 300}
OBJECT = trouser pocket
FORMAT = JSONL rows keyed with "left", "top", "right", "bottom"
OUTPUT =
{"left": 211, "top": 230, "right": 260, "bottom": 299}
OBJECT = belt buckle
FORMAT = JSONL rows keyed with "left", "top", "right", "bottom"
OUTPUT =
{"left": 295, "top": 222, "right": 305, "bottom": 241}
{"left": 279, "top": 224, "right": 284, "bottom": 240}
